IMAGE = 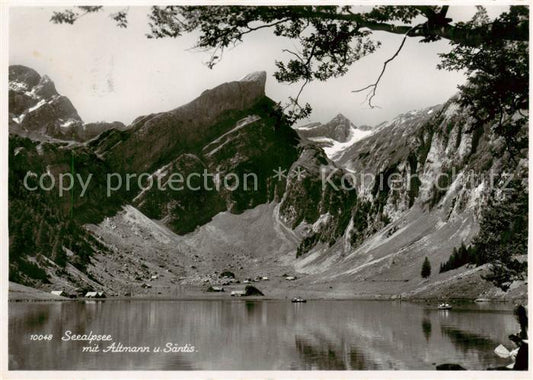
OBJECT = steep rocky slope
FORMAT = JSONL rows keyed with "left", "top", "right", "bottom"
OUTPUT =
{"left": 87, "top": 70, "right": 299, "bottom": 234}
{"left": 277, "top": 97, "right": 527, "bottom": 299}
{"left": 8, "top": 67, "right": 298, "bottom": 288}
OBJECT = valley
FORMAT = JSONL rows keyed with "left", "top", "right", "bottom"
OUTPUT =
{"left": 8, "top": 65, "right": 528, "bottom": 302}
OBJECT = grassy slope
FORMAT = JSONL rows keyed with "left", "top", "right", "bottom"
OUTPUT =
{"left": 9, "top": 282, "right": 67, "bottom": 301}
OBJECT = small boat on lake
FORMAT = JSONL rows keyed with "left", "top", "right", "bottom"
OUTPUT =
{"left": 291, "top": 297, "right": 307, "bottom": 303}
{"left": 438, "top": 303, "right": 452, "bottom": 310}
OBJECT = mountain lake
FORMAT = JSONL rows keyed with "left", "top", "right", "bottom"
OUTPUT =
{"left": 9, "top": 299, "right": 519, "bottom": 370}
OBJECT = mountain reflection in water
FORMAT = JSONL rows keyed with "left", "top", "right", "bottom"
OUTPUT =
{"left": 9, "top": 300, "right": 517, "bottom": 370}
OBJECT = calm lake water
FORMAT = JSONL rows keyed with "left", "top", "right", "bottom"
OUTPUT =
{"left": 9, "top": 300, "right": 519, "bottom": 370}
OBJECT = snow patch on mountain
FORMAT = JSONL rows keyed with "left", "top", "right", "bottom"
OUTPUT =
{"left": 9, "top": 80, "right": 30, "bottom": 92}
{"left": 12, "top": 114, "right": 25, "bottom": 124}
{"left": 27, "top": 99, "right": 47, "bottom": 113}
{"left": 295, "top": 113, "right": 374, "bottom": 161}
{"left": 59, "top": 118, "right": 78, "bottom": 129}
{"left": 320, "top": 127, "right": 373, "bottom": 160}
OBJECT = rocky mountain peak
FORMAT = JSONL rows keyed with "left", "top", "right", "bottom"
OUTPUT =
{"left": 240, "top": 71, "right": 267, "bottom": 86}
{"left": 330, "top": 113, "right": 351, "bottom": 124}
{"left": 9, "top": 66, "right": 59, "bottom": 100}
{"left": 9, "top": 65, "right": 41, "bottom": 90}
{"left": 32, "top": 75, "right": 58, "bottom": 99}
{"left": 9, "top": 65, "right": 82, "bottom": 139}
{"left": 295, "top": 113, "right": 357, "bottom": 143}
{"left": 325, "top": 113, "right": 355, "bottom": 140}
{"left": 8, "top": 65, "right": 126, "bottom": 141}
{"left": 189, "top": 70, "right": 267, "bottom": 118}
{"left": 98, "top": 70, "right": 277, "bottom": 173}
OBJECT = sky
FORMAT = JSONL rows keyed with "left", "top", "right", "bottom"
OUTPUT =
{"left": 9, "top": 6, "right": 508, "bottom": 127}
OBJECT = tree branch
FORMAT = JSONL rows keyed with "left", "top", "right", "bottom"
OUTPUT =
{"left": 201, "top": 18, "right": 293, "bottom": 69}
{"left": 281, "top": 40, "right": 317, "bottom": 119}
{"left": 352, "top": 25, "right": 419, "bottom": 108}
{"left": 287, "top": 7, "right": 528, "bottom": 46}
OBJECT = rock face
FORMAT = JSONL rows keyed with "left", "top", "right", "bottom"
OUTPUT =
{"left": 296, "top": 113, "right": 356, "bottom": 142}
{"left": 278, "top": 145, "right": 356, "bottom": 257}
{"left": 80, "top": 121, "right": 128, "bottom": 141}
{"left": 86, "top": 70, "right": 298, "bottom": 233}
{"left": 9, "top": 65, "right": 126, "bottom": 141}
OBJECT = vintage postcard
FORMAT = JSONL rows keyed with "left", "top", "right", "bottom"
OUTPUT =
{"left": 1, "top": 0, "right": 530, "bottom": 378}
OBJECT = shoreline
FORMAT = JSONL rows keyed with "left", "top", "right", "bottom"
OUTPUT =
{"left": 9, "top": 293, "right": 527, "bottom": 304}
{"left": 9, "top": 281, "right": 527, "bottom": 304}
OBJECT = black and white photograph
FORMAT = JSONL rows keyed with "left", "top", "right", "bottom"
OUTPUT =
{"left": 2, "top": 0, "right": 531, "bottom": 376}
